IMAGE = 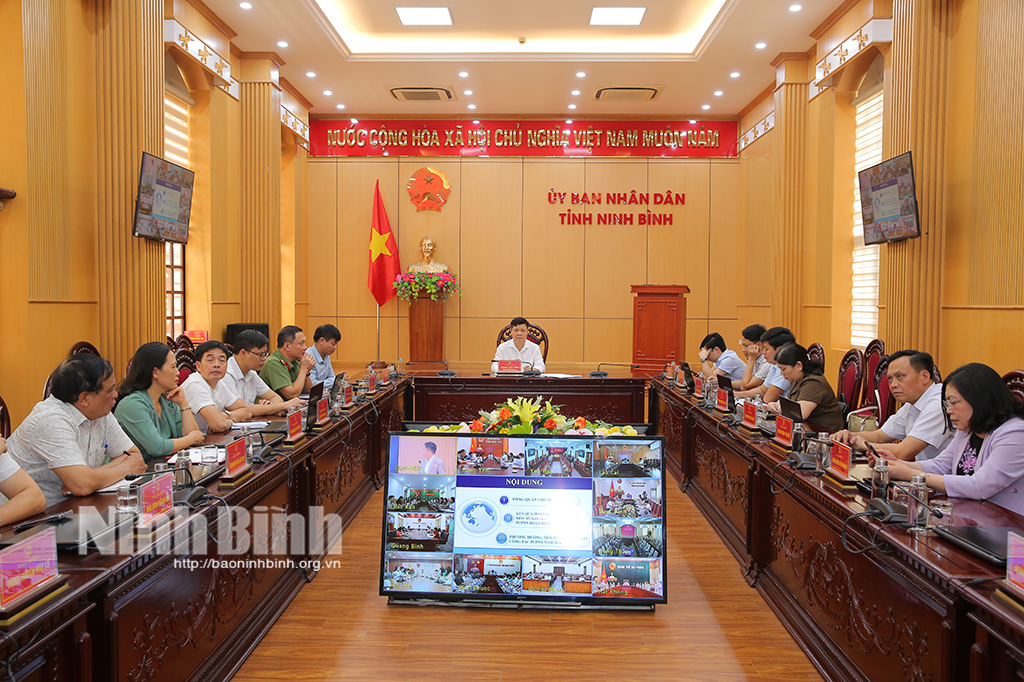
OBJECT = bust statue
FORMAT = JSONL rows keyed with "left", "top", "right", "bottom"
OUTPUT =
{"left": 407, "top": 236, "right": 449, "bottom": 273}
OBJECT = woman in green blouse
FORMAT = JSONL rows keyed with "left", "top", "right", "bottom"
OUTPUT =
{"left": 114, "top": 342, "right": 204, "bottom": 461}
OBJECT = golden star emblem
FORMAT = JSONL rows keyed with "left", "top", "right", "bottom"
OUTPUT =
{"left": 369, "top": 228, "right": 392, "bottom": 262}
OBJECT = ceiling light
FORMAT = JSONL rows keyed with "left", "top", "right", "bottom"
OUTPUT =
{"left": 789, "top": 4, "right": 802, "bottom": 11}
{"left": 755, "top": 42, "right": 766, "bottom": 49}
{"left": 714, "top": 91, "right": 723, "bottom": 96}
{"left": 395, "top": 7, "right": 453, "bottom": 26}
{"left": 336, "top": 104, "right": 345, "bottom": 109}
{"left": 701, "top": 104, "right": 710, "bottom": 110}
{"left": 459, "top": 71, "right": 469, "bottom": 77}
{"left": 730, "top": 72, "right": 740, "bottom": 78}
{"left": 277, "top": 41, "right": 288, "bottom": 48}
{"left": 306, "top": 72, "right": 316, "bottom": 78}
{"left": 689, "top": 119, "right": 696, "bottom": 124}
{"left": 590, "top": 7, "right": 647, "bottom": 25}
{"left": 323, "top": 90, "right": 332, "bottom": 96}
{"left": 239, "top": 2, "right": 252, "bottom": 9}
{"left": 464, "top": 90, "right": 473, "bottom": 95}
{"left": 568, "top": 104, "right": 577, "bottom": 110}
{"left": 468, "top": 104, "right": 476, "bottom": 109}
{"left": 473, "top": 120, "right": 480, "bottom": 124}
{"left": 351, "top": 118, "right": 358, "bottom": 124}
{"left": 566, "top": 120, "right": 573, "bottom": 124}
{"left": 571, "top": 90, "right": 581, "bottom": 96}
{"left": 576, "top": 72, "right": 586, "bottom": 78}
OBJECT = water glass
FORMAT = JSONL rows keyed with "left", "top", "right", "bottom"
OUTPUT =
{"left": 116, "top": 485, "right": 139, "bottom": 514}
{"left": 201, "top": 446, "right": 219, "bottom": 466}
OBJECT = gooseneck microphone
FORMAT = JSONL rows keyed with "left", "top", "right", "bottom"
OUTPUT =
{"left": 589, "top": 363, "right": 639, "bottom": 379}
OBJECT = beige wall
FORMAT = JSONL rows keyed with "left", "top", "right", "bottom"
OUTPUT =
{"left": 307, "top": 156, "right": 745, "bottom": 370}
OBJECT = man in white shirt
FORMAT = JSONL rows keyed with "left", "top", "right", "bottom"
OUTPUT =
{"left": 305, "top": 324, "right": 341, "bottom": 391}
{"left": 736, "top": 327, "right": 796, "bottom": 401}
{"left": 833, "top": 350, "right": 951, "bottom": 461}
{"left": 420, "top": 441, "right": 446, "bottom": 475}
{"left": 737, "top": 324, "right": 770, "bottom": 391}
{"left": 698, "top": 332, "right": 746, "bottom": 386}
{"left": 222, "top": 331, "right": 305, "bottom": 417}
{"left": 8, "top": 354, "right": 147, "bottom": 506}
{"left": 182, "top": 341, "right": 252, "bottom": 433}
{"left": 492, "top": 317, "right": 546, "bottom": 373}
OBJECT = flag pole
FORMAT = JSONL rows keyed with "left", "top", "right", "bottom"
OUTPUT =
{"left": 376, "top": 304, "right": 381, "bottom": 363}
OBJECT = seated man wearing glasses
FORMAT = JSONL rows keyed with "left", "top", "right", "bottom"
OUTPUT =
{"left": 222, "top": 330, "right": 306, "bottom": 418}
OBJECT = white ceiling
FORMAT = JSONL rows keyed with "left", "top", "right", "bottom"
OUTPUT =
{"left": 202, "top": 0, "right": 835, "bottom": 118}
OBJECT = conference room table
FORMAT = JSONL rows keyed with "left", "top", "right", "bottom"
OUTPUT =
{"left": 648, "top": 376, "right": 1024, "bottom": 682}
{"left": 0, "top": 377, "right": 409, "bottom": 682}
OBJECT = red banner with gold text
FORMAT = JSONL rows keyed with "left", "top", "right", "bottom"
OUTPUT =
{"left": 309, "top": 119, "right": 737, "bottom": 158}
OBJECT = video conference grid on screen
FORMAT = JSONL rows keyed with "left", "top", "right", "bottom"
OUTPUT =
{"left": 381, "top": 433, "right": 666, "bottom": 603}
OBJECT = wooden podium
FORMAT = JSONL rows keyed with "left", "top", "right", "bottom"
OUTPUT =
{"left": 631, "top": 285, "right": 689, "bottom": 376}
{"left": 409, "top": 293, "right": 445, "bottom": 362}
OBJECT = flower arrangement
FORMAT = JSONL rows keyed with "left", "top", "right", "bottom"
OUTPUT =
{"left": 393, "top": 271, "right": 461, "bottom": 302}
{"left": 413, "top": 395, "right": 639, "bottom": 436}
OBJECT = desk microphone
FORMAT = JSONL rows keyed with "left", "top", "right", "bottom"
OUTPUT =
{"left": 590, "top": 363, "right": 639, "bottom": 379}
{"left": 406, "top": 360, "right": 454, "bottom": 376}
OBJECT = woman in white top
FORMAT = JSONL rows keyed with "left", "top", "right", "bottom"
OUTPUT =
{"left": 492, "top": 317, "right": 545, "bottom": 373}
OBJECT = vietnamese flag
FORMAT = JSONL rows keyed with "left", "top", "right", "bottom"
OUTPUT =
{"left": 367, "top": 180, "right": 401, "bottom": 306}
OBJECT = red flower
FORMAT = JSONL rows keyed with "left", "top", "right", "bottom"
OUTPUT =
{"left": 544, "top": 418, "right": 557, "bottom": 430}
{"left": 574, "top": 417, "right": 587, "bottom": 428}
{"left": 498, "top": 407, "right": 512, "bottom": 421}
{"left": 470, "top": 419, "right": 484, "bottom": 432}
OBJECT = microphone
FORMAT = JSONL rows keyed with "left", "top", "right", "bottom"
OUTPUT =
{"left": 867, "top": 497, "right": 909, "bottom": 523}
{"left": 589, "top": 363, "right": 639, "bottom": 379}
{"left": 890, "top": 481, "right": 946, "bottom": 519}
{"left": 405, "top": 360, "right": 453, "bottom": 376}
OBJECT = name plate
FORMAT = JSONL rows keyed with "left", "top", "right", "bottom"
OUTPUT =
{"left": 344, "top": 384, "right": 354, "bottom": 406}
{"left": 775, "top": 416, "right": 794, "bottom": 448}
{"left": 225, "top": 437, "right": 249, "bottom": 478}
{"left": 1007, "top": 533, "right": 1024, "bottom": 599}
{"left": 368, "top": 373, "right": 377, "bottom": 392}
{"left": 317, "top": 397, "right": 329, "bottom": 424}
{"left": 287, "top": 409, "right": 303, "bottom": 441}
{"left": 694, "top": 376, "right": 704, "bottom": 397}
{"left": 138, "top": 473, "right": 174, "bottom": 527}
{"left": 829, "top": 441, "right": 853, "bottom": 479}
{"left": 0, "top": 528, "right": 59, "bottom": 609}
{"left": 743, "top": 402, "right": 757, "bottom": 428}
{"left": 715, "top": 388, "right": 729, "bottom": 412}
{"left": 497, "top": 360, "right": 522, "bottom": 373}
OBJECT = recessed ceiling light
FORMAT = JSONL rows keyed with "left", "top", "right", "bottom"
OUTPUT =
{"left": 755, "top": 42, "right": 767, "bottom": 49}
{"left": 714, "top": 91, "right": 723, "bottom": 96}
{"left": 336, "top": 104, "right": 345, "bottom": 109}
{"left": 571, "top": 90, "right": 581, "bottom": 96}
{"left": 277, "top": 41, "right": 288, "bottom": 48}
{"left": 730, "top": 72, "right": 740, "bottom": 78}
{"left": 689, "top": 119, "right": 696, "bottom": 124}
{"left": 576, "top": 72, "right": 586, "bottom": 78}
{"left": 323, "top": 90, "right": 332, "bottom": 96}
{"left": 468, "top": 104, "right": 476, "bottom": 109}
{"left": 789, "top": 4, "right": 802, "bottom": 11}
{"left": 239, "top": 2, "right": 252, "bottom": 9}
{"left": 459, "top": 71, "right": 469, "bottom": 78}
{"left": 464, "top": 90, "right": 473, "bottom": 95}
{"left": 701, "top": 104, "right": 710, "bottom": 110}
{"left": 568, "top": 104, "right": 577, "bottom": 110}
{"left": 350, "top": 118, "right": 358, "bottom": 124}
{"left": 395, "top": 7, "right": 453, "bottom": 26}
{"left": 306, "top": 72, "right": 316, "bottom": 78}
{"left": 590, "top": 7, "right": 646, "bottom": 25}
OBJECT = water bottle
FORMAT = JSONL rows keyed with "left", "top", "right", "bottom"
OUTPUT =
{"left": 813, "top": 433, "right": 831, "bottom": 471}
{"left": 241, "top": 426, "right": 253, "bottom": 465}
{"left": 754, "top": 396, "right": 766, "bottom": 429}
{"left": 791, "top": 422, "right": 804, "bottom": 452}
{"left": 871, "top": 459, "right": 890, "bottom": 500}
{"left": 907, "top": 473, "right": 930, "bottom": 530}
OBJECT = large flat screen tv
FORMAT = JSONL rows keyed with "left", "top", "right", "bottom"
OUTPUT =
{"left": 858, "top": 151, "right": 920, "bottom": 245}
{"left": 132, "top": 152, "right": 194, "bottom": 245}
{"left": 381, "top": 432, "right": 667, "bottom": 607}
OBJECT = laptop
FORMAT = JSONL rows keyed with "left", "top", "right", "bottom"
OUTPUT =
{"left": 678, "top": 362, "right": 696, "bottom": 392}
{"left": 779, "top": 396, "right": 804, "bottom": 423}
{"left": 305, "top": 380, "right": 325, "bottom": 431}
{"left": 328, "top": 371, "right": 348, "bottom": 405}
{"left": 933, "top": 525, "right": 1012, "bottom": 566}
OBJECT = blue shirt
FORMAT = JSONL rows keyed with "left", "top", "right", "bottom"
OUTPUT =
{"left": 714, "top": 350, "right": 747, "bottom": 382}
{"left": 764, "top": 363, "right": 791, "bottom": 398}
{"left": 305, "top": 346, "right": 336, "bottom": 390}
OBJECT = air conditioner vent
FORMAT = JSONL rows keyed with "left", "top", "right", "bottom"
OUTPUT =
{"left": 389, "top": 87, "right": 455, "bottom": 102}
{"left": 595, "top": 86, "right": 662, "bottom": 102}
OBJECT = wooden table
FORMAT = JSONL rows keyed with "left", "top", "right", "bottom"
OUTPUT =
{"left": 0, "top": 378, "right": 410, "bottom": 682}
{"left": 649, "top": 377, "right": 1021, "bottom": 682}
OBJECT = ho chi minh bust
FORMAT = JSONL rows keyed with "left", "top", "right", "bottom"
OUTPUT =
{"left": 407, "top": 236, "right": 449, "bottom": 273}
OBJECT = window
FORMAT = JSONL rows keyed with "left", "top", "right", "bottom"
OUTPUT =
{"left": 850, "top": 82, "right": 883, "bottom": 349}
{"left": 163, "top": 94, "right": 189, "bottom": 338}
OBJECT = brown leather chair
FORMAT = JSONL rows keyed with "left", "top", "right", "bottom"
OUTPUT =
{"left": 175, "top": 348, "right": 197, "bottom": 374}
{"left": 166, "top": 335, "right": 178, "bottom": 350}
{"left": 1003, "top": 370, "right": 1024, "bottom": 403}
{"left": 807, "top": 342, "right": 825, "bottom": 370}
{"left": 175, "top": 334, "right": 195, "bottom": 353}
{"left": 496, "top": 322, "right": 549, "bottom": 362}
{"left": 0, "top": 393, "right": 10, "bottom": 438}
{"left": 69, "top": 341, "right": 101, "bottom": 356}
{"left": 836, "top": 348, "right": 865, "bottom": 413}
{"left": 861, "top": 339, "right": 885, "bottom": 408}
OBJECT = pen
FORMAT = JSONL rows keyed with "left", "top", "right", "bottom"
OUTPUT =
{"left": 13, "top": 510, "right": 73, "bottom": 533}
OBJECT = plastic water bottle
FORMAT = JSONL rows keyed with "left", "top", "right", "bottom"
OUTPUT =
{"left": 241, "top": 425, "right": 253, "bottom": 465}
{"left": 907, "top": 473, "right": 930, "bottom": 531}
{"left": 871, "top": 459, "right": 890, "bottom": 500}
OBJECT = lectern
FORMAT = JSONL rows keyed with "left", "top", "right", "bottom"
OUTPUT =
{"left": 631, "top": 285, "right": 689, "bottom": 376}
{"left": 409, "top": 293, "right": 445, "bottom": 362}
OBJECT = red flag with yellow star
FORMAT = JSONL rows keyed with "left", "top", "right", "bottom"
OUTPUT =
{"left": 367, "top": 180, "right": 401, "bottom": 306}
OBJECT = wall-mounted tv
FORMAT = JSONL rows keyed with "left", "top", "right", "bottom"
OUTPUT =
{"left": 858, "top": 151, "right": 920, "bottom": 245}
{"left": 381, "top": 432, "right": 667, "bottom": 607}
{"left": 132, "top": 152, "right": 194, "bottom": 245}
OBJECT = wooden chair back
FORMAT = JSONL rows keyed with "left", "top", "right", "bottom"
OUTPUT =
{"left": 837, "top": 348, "right": 865, "bottom": 413}
{"left": 861, "top": 339, "right": 885, "bottom": 408}
{"left": 1003, "top": 370, "right": 1024, "bottom": 404}
{"left": 0, "top": 393, "right": 10, "bottom": 438}
{"left": 807, "top": 342, "right": 825, "bottom": 370}
{"left": 496, "top": 323, "right": 549, "bottom": 362}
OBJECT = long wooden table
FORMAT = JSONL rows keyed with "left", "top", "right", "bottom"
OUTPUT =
{"left": 649, "top": 377, "right": 1024, "bottom": 682}
{"left": 0, "top": 378, "right": 409, "bottom": 682}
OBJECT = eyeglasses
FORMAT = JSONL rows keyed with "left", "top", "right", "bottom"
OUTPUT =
{"left": 246, "top": 349, "right": 271, "bottom": 359}
{"left": 942, "top": 397, "right": 964, "bottom": 411}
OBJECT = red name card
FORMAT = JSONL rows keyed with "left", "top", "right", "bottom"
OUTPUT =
{"left": 184, "top": 330, "right": 209, "bottom": 343}
{"left": 829, "top": 441, "right": 853, "bottom": 479}
{"left": 743, "top": 402, "right": 758, "bottom": 428}
{"left": 138, "top": 473, "right": 173, "bottom": 527}
{"left": 775, "top": 416, "right": 794, "bottom": 448}
{"left": 716, "top": 388, "right": 729, "bottom": 411}
{"left": 497, "top": 360, "right": 522, "bottom": 373}
{"left": 368, "top": 373, "right": 377, "bottom": 392}
{"left": 317, "top": 397, "right": 329, "bottom": 424}
{"left": 225, "top": 437, "right": 248, "bottom": 478}
{"left": 0, "top": 527, "right": 59, "bottom": 608}
{"left": 694, "top": 376, "right": 704, "bottom": 397}
{"left": 287, "top": 409, "right": 303, "bottom": 441}
{"left": 344, "top": 384, "right": 354, "bottom": 406}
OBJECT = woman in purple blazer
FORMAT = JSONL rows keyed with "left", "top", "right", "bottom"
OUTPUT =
{"left": 872, "top": 363, "right": 1024, "bottom": 515}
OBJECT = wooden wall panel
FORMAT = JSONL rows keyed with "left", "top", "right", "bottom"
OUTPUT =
{"left": 740, "top": 132, "right": 776, "bottom": 312}
{"left": 307, "top": 162, "right": 338, "bottom": 319}
{"left": 646, "top": 160, "right": 710, "bottom": 301}
{"left": 208, "top": 88, "right": 242, "bottom": 339}
{"left": 709, "top": 160, "right": 744, "bottom": 322}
